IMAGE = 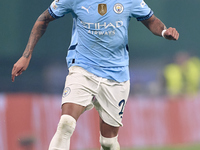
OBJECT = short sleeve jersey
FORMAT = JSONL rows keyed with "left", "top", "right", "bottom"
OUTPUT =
{"left": 48, "top": 0, "right": 153, "bottom": 82}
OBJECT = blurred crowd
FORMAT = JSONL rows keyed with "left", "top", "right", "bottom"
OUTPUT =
{"left": 162, "top": 52, "right": 200, "bottom": 99}
{"left": 129, "top": 51, "right": 200, "bottom": 99}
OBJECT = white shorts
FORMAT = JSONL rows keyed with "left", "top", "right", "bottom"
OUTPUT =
{"left": 62, "top": 66, "right": 130, "bottom": 127}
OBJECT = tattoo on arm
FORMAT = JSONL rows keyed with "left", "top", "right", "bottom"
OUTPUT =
{"left": 23, "top": 9, "right": 55, "bottom": 58}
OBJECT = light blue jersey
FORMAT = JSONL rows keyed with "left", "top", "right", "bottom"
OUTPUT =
{"left": 48, "top": 0, "right": 153, "bottom": 82}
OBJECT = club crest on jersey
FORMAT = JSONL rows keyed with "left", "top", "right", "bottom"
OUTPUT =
{"left": 62, "top": 87, "right": 71, "bottom": 98}
{"left": 114, "top": 3, "right": 124, "bottom": 14}
{"left": 98, "top": 4, "right": 107, "bottom": 16}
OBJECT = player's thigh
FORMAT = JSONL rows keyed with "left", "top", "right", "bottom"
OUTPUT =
{"left": 62, "top": 103, "right": 86, "bottom": 121}
{"left": 99, "top": 117, "right": 119, "bottom": 138}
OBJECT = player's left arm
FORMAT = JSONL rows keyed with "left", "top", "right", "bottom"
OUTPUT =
{"left": 141, "top": 14, "right": 179, "bottom": 40}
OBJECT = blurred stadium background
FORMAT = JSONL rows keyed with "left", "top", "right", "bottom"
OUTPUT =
{"left": 1, "top": 0, "right": 200, "bottom": 150}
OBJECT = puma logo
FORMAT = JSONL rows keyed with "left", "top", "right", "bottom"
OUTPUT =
{"left": 81, "top": 6, "right": 91, "bottom": 13}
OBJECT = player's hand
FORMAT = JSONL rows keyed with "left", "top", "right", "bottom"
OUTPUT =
{"left": 11, "top": 56, "right": 31, "bottom": 82}
{"left": 163, "top": 27, "right": 179, "bottom": 40}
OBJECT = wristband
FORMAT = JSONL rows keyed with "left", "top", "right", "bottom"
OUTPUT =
{"left": 161, "top": 29, "right": 167, "bottom": 38}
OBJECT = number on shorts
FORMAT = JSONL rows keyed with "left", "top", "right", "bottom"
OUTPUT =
{"left": 118, "top": 99, "right": 125, "bottom": 118}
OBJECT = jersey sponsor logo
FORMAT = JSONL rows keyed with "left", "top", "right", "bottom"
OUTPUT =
{"left": 98, "top": 4, "right": 107, "bottom": 16}
{"left": 88, "top": 30, "right": 115, "bottom": 36}
{"left": 81, "top": 6, "right": 91, "bottom": 13}
{"left": 52, "top": 1, "right": 58, "bottom": 10}
{"left": 80, "top": 20, "right": 123, "bottom": 36}
{"left": 81, "top": 21, "right": 123, "bottom": 29}
{"left": 140, "top": 0, "right": 146, "bottom": 8}
{"left": 114, "top": 3, "right": 124, "bottom": 14}
{"left": 62, "top": 87, "right": 71, "bottom": 98}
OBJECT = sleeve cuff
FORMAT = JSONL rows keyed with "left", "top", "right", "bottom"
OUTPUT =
{"left": 48, "top": 7, "right": 63, "bottom": 19}
{"left": 136, "top": 10, "right": 154, "bottom": 21}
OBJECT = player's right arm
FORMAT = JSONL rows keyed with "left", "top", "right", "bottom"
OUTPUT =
{"left": 11, "top": 9, "right": 55, "bottom": 82}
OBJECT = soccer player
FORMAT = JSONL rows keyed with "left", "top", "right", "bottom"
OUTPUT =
{"left": 11, "top": 0, "right": 179, "bottom": 149}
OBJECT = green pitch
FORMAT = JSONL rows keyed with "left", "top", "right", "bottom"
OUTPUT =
{"left": 89, "top": 144, "right": 200, "bottom": 150}
{"left": 123, "top": 144, "right": 200, "bottom": 150}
